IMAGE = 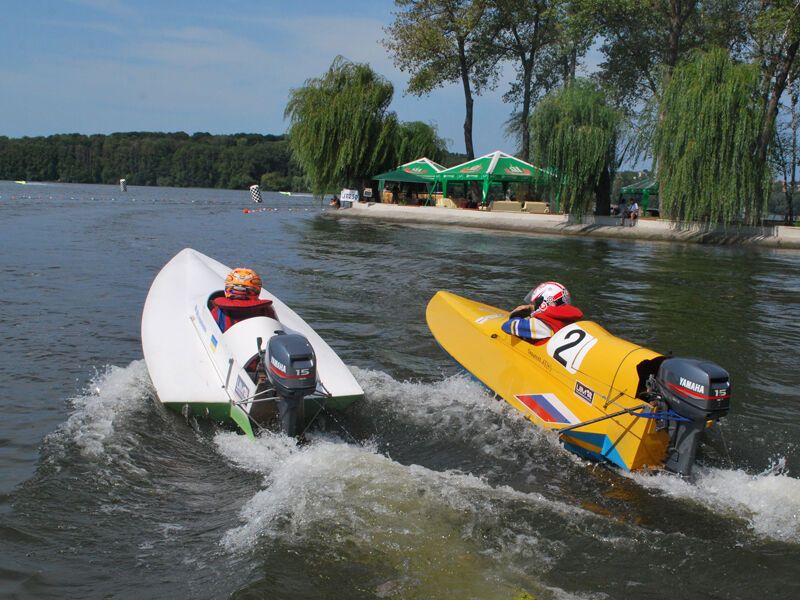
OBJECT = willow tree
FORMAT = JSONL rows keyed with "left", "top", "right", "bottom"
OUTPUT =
{"left": 529, "top": 79, "right": 621, "bottom": 216}
{"left": 284, "top": 57, "right": 398, "bottom": 195}
{"left": 653, "top": 48, "right": 768, "bottom": 225}
{"left": 395, "top": 121, "right": 448, "bottom": 165}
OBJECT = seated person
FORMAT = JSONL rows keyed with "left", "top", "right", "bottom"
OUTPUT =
{"left": 210, "top": 267, "right": 276, "bottom": 333}
{"left": 502, "top": 281, "right": 583, "bottom": 344}
{"left": 627, "top": 201, "right": 639, "bottom": 226}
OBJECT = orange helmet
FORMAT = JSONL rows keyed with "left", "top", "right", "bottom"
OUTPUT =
{"left": 224, "top": 268, "right": 262, "bottom": 300}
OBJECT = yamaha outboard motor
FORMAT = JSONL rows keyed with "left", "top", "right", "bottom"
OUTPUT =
{"left": 649, "top": 358, "right": 731, "bottom": 475}
{"left": 266, "top": 333, "right": 317, "bottom": 436}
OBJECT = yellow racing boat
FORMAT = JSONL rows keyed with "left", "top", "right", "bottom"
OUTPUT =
{"left": 426, "top": 291, "right": 731, "bottom": 475}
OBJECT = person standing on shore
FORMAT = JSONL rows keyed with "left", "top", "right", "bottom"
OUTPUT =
{"left": 618, "top": 197, "right": 628, "bottom": 226}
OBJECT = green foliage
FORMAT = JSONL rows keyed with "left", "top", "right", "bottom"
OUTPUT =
{"left": 653, "top": 48, "right": 769, "bottom": 224}
{"left": 529, "top": 79, "right": 622, "bottom": 215}
{"left": 385, "top": 0, "right": 500, "bottom": 157}
{"left": 585, "top": 0, "right": 749, "bottom": 109}
{"left": 385, "top": 0, "right": 496, "bottom": 96}
{"left": 488, "top": 0, "right": 565, "bottom": 158}
{"left": 0, "top": 132, "right": 299, "bottom": 189}
{"left": 395, "top": 121, "right": 448, "bottom": 164}
{"left": 284, "top": 56, "right": 398, "bottom": 195}
{"left": 260, "top": 171, "right": 291, "bottom": 191}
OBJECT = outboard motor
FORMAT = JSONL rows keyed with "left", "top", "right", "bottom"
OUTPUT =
{"left": 649, "top": 358, "right": 731, "bottom": 475}
{"left": 266, "top": 333, "right": 317, "bottom": 436}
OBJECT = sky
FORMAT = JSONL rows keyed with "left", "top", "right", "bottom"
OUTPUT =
{"left": 0, "top": 0, "right": 603, "bottom": 157}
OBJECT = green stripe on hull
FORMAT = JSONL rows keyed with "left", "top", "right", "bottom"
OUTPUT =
{"left": 164, "top": 394, "right": 363, "bottom": 438}
{"left": 163, "top": 402, "right": 255, "bottom": 439}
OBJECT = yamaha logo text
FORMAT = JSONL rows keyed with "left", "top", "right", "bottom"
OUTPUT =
{"left": 270, "top": 356, "right": 287, "bottom": 373}
{"left": 679, "top": 377, "right": 704, "bottom": 393}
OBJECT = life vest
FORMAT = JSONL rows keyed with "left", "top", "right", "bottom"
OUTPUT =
{"left": 535, "top": 305, "right": 583, "bottom": 333}
{"left": 210, "top": 297, "right": 276, "bottom": 332}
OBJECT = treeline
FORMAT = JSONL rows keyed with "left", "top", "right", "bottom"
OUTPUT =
{"left": 381, "top": 0, "right": 800, "bottom": 223}
{"left": 0, "top": 132, "right": 305, "bottom": 191}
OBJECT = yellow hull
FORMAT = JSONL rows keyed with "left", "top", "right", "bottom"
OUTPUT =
{"left": 426, "top": 291, "right": 670, "bottom": 471}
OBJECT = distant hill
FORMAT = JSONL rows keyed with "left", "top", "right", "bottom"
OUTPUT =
{"left": 0, "top": 132, "right": 305, "bottom": 191}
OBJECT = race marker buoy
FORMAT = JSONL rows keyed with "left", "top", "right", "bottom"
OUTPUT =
{"left": 250, "top": 184, "right": 263, "bottom": 203}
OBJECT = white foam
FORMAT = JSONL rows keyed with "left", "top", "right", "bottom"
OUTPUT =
{"left": 351, "top": 367, "right": 560, "bottom": 461}
{"left": 631, "top": 460, "right": 800, "bottom": 542}
{"left": 215, "top": 431, "right": 590, "bottom": 588}
{"left": 54, "top": 360, "right": 152, "bottom": 459}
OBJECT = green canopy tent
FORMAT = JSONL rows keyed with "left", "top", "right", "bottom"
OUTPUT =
{"left": 373, "top": 157, "right": 444, "bottom": 204}
{"left": 620, "top": 178, "right": 659, "bottom": 214}
{"left": 436, "top": 151, "right": 553, "bottom": 206}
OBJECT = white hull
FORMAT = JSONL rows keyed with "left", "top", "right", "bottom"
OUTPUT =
{"left": 141, "top": 248, "right": 363, "bottom": 435}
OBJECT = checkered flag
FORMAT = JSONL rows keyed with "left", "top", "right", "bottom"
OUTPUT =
{"left": 250, "top": 184, "right": 263, "bottom": 203}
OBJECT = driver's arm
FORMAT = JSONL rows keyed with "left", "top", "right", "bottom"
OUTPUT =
{"left": 501, "top": 316, "right": 554, "bottom": 340}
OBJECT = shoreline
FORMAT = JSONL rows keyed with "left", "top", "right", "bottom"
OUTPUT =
{"left": 328, "top": 202, "right": 800, "bottom": 249}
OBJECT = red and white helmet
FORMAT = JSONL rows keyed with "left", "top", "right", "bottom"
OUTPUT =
{"left": 524, "top": 281, "right": 571, "bottom": 313}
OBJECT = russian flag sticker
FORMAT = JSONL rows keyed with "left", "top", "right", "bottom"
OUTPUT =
{"left": 515, "top": 393, "right": 579, "bottom": 424}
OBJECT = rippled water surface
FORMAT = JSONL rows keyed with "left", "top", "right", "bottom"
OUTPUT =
{"left": 1, "top": 181, "right": 799, "bottom": 599}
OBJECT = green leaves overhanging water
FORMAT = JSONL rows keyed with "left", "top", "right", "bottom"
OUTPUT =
{"left": 529, "top": 79, "right": 621, "bottom": 216}
{"left": 653, "top": 48, "right": 770, "bottom": 226}
{"left": 285, "top": 57, "right": 399, "bottom": 196}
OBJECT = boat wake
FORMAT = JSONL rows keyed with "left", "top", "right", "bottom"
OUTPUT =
{"left": 47, "top": 360, "right": 800, "bottom": 549}
{"left": 215, "top": 430, "right": 598, "bottom": 599}
{"left": 349, "top": 366, "right": 566, "bottom": 463}
{"left": 630, "top": 460, "right": 800, "bottom": 543}
{"left": 52, "top": 360, "right": 153, "bottom": 460}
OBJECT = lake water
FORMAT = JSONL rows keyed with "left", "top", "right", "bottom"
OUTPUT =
{"left": 1, "top": 180, "right": 799, "bottom": 599}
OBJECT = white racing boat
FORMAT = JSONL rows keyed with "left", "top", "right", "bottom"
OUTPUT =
{"left": 141, "top": 248, "right": 364, "bottom": 438}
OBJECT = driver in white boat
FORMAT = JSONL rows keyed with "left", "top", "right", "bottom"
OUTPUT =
{"left": 502, "top": 281, "right": 584, "bottom": 345}
{"left": 210, "top": 268, "right": 276, "bottom": 332}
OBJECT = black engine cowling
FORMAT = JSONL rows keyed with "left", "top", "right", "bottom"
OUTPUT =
{"left": 650, "top": 358, "right": 731, "bottom": 475}
{"left": 266, "top": 333, "right": 317, "bottom": 436}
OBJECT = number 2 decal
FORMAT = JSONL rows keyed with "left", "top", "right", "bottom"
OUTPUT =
{"left": 547, "top": 324, "right": 597, "bottom": 374}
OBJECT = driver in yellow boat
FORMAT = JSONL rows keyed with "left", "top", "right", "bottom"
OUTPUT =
{"left": 502, "top": 281, "right": 584, "bottom": 344}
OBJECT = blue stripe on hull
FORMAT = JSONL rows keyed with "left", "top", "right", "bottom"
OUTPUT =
{"left": 562, "top": 431, "right": 630, "bottom": 471}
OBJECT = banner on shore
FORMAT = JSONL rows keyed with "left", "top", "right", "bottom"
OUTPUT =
{"left": 340, "top": 189, "right": 359, "bottom": 207}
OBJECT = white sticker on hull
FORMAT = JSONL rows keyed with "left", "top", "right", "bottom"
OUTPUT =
{"left": 546, "top": 324, "right": 597, "bottom": 374}
{"left": 475, "top": 313, "right": 505, "bottom": 324}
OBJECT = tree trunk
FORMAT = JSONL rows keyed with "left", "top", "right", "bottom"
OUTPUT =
{"left": 458, "top": 36, "right": 476, "bottom": 160}
{"left": 663, "top": 1, "right": 695, "bottom": 86}
{"left": 594, "top": 166, "right": 612, "bottom": 216}
{"left": 756, "top": 38, "right": 800, "bottom": 218}
{"left": 520, "top": 61, "right": 533, "bottom": 159}
{"left": 515, "top": 15, "right": 539, "bottom": 160}
{"left": 789, "top": 84, "right": 798, "bottom": 223}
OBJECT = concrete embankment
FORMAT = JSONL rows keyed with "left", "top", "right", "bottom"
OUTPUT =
{"left": 328, "top": 202, "right": 800, "bottom": 249}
